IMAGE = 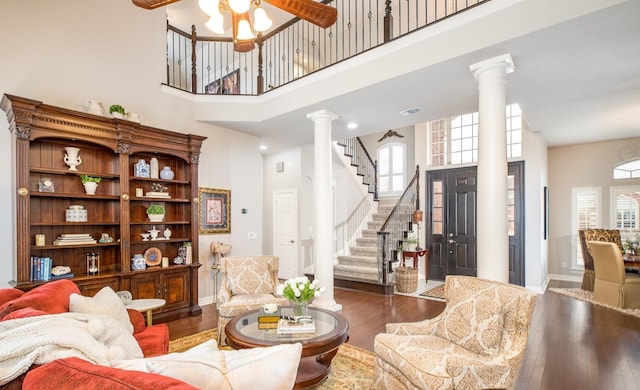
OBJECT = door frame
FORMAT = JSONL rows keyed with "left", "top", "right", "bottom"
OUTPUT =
{"left": 425, "top": 161, "right": 525, "bottom": 286}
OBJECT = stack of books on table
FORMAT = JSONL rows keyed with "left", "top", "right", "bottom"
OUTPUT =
{"left": 258, "top": 308, "right": 281, "bottom": 330}
{"left": 276, "top": 316, "right": 316, "bottom": 335}
{"left": 53, "top": 233, "right": 96, "bottom": 246}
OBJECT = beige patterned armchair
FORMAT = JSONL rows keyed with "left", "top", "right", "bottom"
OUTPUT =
{"left": 217, "top": 255, "right": 289, "bottom": 345}
{"left": 374, "top": 275, "right": 537, "bottom": 389}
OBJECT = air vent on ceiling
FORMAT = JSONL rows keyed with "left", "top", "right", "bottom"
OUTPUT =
{"left": 400, "top": 107, "right": 422, "bottom": 116}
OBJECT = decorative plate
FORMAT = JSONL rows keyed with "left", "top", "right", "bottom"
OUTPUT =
{"left": 144, "top": 246, "right": 162, "bottom": 266}
{"left": 116, "top": 290, "right": 132, "bottom": 305}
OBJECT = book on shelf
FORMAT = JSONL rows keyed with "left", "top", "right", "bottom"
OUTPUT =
{"left": 30, "top": 257, "right": 52, "bottom": 282}
{"left": 51, "top": 272, "right": 74, "bottom": 281}
{"left": 276, "top": 316, "right": 315, "bottom": 335}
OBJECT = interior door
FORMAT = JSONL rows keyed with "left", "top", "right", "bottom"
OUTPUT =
{"left": 273, "top": 189, "right": 298, "bottom": 280}
{"left": 426, "top": 167, "right": 477, "bottom": 281}
{"left": 426, "top": 162, "right": 524, "bottom": 285}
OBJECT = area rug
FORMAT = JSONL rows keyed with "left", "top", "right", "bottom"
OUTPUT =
{"left": 548, "top": 287, "right": 640, "bottom": 319}
{"left": 169, "top": 329, "right": 375, "bottom": 389}
{"left": 420, "top": 284, "right": 445, "bottom": 301}
{"left": 394, "top": 278, "right": 444, "bottom": 300}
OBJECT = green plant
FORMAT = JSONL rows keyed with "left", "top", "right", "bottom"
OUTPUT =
{"left": 146, "top": 204, "right": 166, "bottom": 215}
{"left": 109, "top": 104, "right": 125, "bottom": 115}
{"left": 80, "top": 175, "right": 101, "bottom": 184}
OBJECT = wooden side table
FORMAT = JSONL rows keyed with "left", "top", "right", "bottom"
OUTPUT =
{"left": 402, "top": 249, "right": 430, "bottom": 280}
{"left": 126, "top": 298, "right": 166, "bottom": 326}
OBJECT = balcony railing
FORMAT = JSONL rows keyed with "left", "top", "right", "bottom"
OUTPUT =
{"left": 166, "top": 0, "right": 489, "bottom": 95}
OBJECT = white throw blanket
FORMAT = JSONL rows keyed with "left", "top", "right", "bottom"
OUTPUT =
{"left": 0, "top": 312, "right": 143, "bottom": 385}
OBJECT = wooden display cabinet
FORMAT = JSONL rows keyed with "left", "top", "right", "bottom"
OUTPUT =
{"left": 2, "top": 94, "right": 206, "bottom": 319}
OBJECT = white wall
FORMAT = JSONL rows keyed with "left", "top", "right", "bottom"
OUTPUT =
{"left": 547, "top": 137, "right": 640, "bottom": 281}
{"left": 0, "top": 0, "right": 263, "bottom": 306}
{"left": 521, "top": 125, "right": 548, "bottom": 292}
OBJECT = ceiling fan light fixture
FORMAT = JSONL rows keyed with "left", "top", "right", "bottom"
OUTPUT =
{"left": 199, "top": 0, "right": 220, "bottom": 16}
{"left": 205, "top": 12, "right": 225, "bottom": 34}
{"left": 253, "top": 5, "right": 272, "bottom": 32}
{"left": 236, "top": 19, "right": 255, "bottom": 40}
{"left": 228, "top": 0, "right": 250, "bottom": 14}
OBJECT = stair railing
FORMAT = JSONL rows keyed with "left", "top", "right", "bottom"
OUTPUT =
{"left": 337, "top": 137, "right": 378, "bottom": 200}
{"left": 377, "top": 165, "right": 420, "bottom": 284}
{"left": 334, "top": 194, "right": 374, "bottom": 257}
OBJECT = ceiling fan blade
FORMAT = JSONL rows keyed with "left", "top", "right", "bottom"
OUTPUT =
{"left": 264, "top": 0, "right": 337, "bottom": 28}
{"left": 132, "top": 0, "right": 182, "bottom": 10}
{"left": 232, "top": 12, "right": 256, "bottom": 53}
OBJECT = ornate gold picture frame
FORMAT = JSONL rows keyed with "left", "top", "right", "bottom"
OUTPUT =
{"left": 198, "top": 187, "right": 231, "bottom": 234}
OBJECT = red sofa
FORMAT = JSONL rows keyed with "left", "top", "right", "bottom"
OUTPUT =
{"left": 0, "top": 280, "right": 197, "bottom": 389}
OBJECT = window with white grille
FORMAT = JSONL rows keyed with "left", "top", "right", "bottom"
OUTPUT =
{"left": 430, "top": 104, "right": 523, "bottom": 167}
{"left": 572, "top": 187, "right": 602, "bottom": 267}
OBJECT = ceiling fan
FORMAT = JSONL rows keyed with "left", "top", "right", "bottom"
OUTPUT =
{"left": 132, "top": 0, "right": 338, "bottom": 52}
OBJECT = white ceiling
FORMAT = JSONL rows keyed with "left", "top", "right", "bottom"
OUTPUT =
{"left": 164, "top": 0, "right": 640, "bottom": 154}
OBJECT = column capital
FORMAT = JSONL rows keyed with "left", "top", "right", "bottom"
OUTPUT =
{"left": 469, "top": 53, "right": 515, "bottom": 81}
{"left": 306, "top": 109, "right": 339, "bottom": 122}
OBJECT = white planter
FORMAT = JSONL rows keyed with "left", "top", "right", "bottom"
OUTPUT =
{"left": 83, "top": 182, "right": 98, "bottom": 195}
{"left": 148, "top": 213, "right": 165, "bottom": 222}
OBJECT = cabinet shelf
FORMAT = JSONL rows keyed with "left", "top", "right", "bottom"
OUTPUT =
{"left": 131, "top": 197, "right": 190, "bottom": 203}
{"left": 30, "top": 167, "right": 120, "bottom": 179}
{"left": 31, "top": 222, "right": 120, "bottom": 226}
{"left": 30, "top": 242, "right": 121, "bottom": 250}
{"left": 130, "top": 177, "right": 190, "bottom": 185}
{"left": 31, "top": 192, "right": 121, "bottom": 201}
{"left": 132, "top": 237, "right": 191, "bottom": 245}
{"left": 131, "top": 220, "right": 191, "bottom": 225}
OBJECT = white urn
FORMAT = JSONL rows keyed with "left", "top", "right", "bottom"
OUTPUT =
{"left": 64, "top": 147, "right": 82, "bottom": 171}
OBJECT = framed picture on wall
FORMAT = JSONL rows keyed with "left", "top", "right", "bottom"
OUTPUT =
{"left": 205, "top": 69, "right": 240, "bottom": 95}
{"left": 199, "top": 187, "right": 231, "bottom": 234}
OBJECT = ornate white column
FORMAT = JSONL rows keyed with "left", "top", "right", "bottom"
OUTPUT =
{"left": 306, "top": 109, "right": 342, "bottom": 311}
{"left": 469, "top": 54, "right": 514, "bottom": 283}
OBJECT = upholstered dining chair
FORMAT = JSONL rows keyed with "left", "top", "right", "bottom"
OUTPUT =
{"left": 579, "top": 229, "right": 624, "bottom": 291}
{"left": 587, "top": 241, "right": 640, "bottom": 309}
{"left": 374, "top": 275, "right": 537, "bottom": 390}
{"left": 216, "top": 255, "right": 289, "bottom": 345}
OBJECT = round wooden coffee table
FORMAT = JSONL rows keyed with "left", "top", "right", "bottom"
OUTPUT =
{"left": 225, "top": 306, "right": 349, "bottom": 389}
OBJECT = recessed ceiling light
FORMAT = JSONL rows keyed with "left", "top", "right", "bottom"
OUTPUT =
{"left": 259, "top": 145, "right": 267, "bottom": 150}
{"left": 400, "top": 107, "right": 422, "bottom": 116}
{"left": 347, "top": 122, "right": 358, "bottom": 129}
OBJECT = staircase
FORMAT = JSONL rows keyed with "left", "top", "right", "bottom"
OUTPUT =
{"left": 334, "top": 197, "right": 398, "bottom": 285}
{"left": 330, "top": 138, "right": 418, "bottom": 295}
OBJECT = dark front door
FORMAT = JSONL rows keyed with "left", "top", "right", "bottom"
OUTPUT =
{"left": 427, "top": 167, "right": 477, "bottom": 281}
{"left": 426, "top": 161, "right": 525, "bottom": 286}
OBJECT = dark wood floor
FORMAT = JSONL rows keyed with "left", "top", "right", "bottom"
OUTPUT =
{"left": 167, "top": 280, "right": 640, "bottom": 389}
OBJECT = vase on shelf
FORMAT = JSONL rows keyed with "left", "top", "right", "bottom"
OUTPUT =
{"left": 291, "top": 301, "right": 309, "bottom": 316}
{"left": 150, "top": 158, "right": 159, "bottom": 179}
{"left": 64, "top": 146, "right": 82, "bottom": 171}
{"left": 83, "top": 181, "right": 98, "bottom": 195}
{"left": 160, "top": 166, "right": 174, "bottom": 180}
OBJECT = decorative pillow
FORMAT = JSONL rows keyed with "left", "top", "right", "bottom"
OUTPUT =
{"left": 436, "top": 297, "right": 504, "bottom": 356}
{"left": 69, "top": 286, "right": 134, "bottom": 334}
{"left": 23, "top": 357, "right": 197, "bottom": 389}
{"left": 0, "top": 279, "right": 80, "bottom": 319}
{"left": 1, "top": 307, "right": 48, "bottom": 322}
{"left": 226, "top": 263, "right": 275, "bottom": 295}
{"left": 112, "top": 341, "right": 302, "bottom": 390}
